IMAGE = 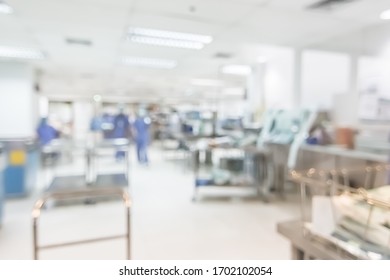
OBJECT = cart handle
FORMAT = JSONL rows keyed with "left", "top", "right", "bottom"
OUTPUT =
{"left": 32, "top": 188, "right": 131, "bottom": 260}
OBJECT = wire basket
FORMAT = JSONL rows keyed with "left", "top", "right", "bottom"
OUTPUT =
{"left": 290, "top": 164, "right": 390, "bottom": 260}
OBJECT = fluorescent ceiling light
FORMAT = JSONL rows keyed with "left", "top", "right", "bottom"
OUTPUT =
{"left": 0, "top": 46, "right": 45, "bottom": 60}
{"left": 0, "top": 2, "right": 13, "bottom": 14}
{"left": 221, "top": 65, "right": 252, "bottom": 76}
{"left": 128, "top": 27, "right": 213, "bottom": 50}
{"left": 380, "top": 9, "right": 390, "bottom": 20}
{"left": 122, "top": 56, "right": 177, "bottom": 69}
{"left": 223, "top": 87, "right": 245, "bottom": 96}
{"left": 191, "top": 78, "right": 224, "bottom": 87}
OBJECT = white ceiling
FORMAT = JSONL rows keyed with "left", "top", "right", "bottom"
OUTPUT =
{"left": 1, "top": 0, "right": 390, "bottom": 101}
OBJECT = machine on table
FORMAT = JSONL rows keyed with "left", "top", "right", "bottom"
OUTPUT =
{"left": 280, "top": 164, "right": 390, "bottom": 260}
{"left": 257, "top": 109, "right": 318, "bottom": 196}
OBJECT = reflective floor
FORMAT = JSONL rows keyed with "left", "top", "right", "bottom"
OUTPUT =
{"left": 0, "top": 146, "right": 300, "bottom": 260}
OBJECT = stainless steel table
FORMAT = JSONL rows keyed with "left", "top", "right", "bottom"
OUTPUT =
{"left": 277, "top": 220, "right": 356, "bottom": 260}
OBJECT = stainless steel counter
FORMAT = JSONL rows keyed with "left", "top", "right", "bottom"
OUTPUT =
{"left": 300, "top": 144, "right": 388, "bottom": 163}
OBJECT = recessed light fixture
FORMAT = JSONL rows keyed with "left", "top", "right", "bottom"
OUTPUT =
{"left": 127, "top": 27, "right": 213, "bottom": 50}
{"left": 0, "top": 46, "right": 45, "bottom": 60}
{"left": 191, "top": 78, "right": 224, "bottom": 87}
{"left": 380, "top": 9, "right": 390, "bottom": 20}
{"left": 221, "top": 65, "right": 252, "bottom": 76}
{"left": 223, "top": 87, "right": 245, "bottom": 96}
{"left": 93, "top": 95, "right": 102, "bottom": 102}
{"left": 122, "top": 56, "right": 177, "bottom": 69}
{"left": 66, "top": 38, "right": 92, "bottom": 46}
{"left": 0, "top": 1, "right": 13, "bottom": 14}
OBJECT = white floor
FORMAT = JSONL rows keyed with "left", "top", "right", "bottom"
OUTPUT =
{"left": 0, "top": 146, "right": 300, "bottom": 260}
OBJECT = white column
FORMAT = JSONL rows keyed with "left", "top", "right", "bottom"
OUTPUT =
{"left": 293, "top": 48, "right": 302, "bottom": 108}
{"left": 350, "top": 53, "right": 359, "bottom": 95}
{"left": 0, "top": 62, "right": 37, "bottom": 139}
{"left": 73, "top": 100, "right": 94, "bottom": 141}
{"left": 245, "top": 63, "right": 266, "bottom": 123}
{"left": 331, "top": 53, "right": 360, "bottom": 127}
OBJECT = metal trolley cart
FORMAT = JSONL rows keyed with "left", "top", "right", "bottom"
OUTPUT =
{"left": 44, "top": 138, "right": 130, "bottom": 194}
{"left": 281, "top": 164, "right": 390, "bottom": 260}
{"left": 192, "top": 146, "right": 273, "bottom": 202}
{"left": 32, "top": 187, "right": 131, "bottom": 260}
{"left": 87, "top": 139, "right": 131, "bottom": 188}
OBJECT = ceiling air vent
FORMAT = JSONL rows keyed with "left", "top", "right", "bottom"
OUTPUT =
{"left": 214, "top": 52, "right": 233, "bottom": 59}
{"left": 65, "top": 38, "right": 92, "bottom": 46}
{"left": 307, "top": 0, "right": 358, "bottom": 10}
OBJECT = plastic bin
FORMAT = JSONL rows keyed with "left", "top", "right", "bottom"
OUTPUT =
{"left": 0, "top": 144, "right": 4, "bottom": 227}
{"left": 2, "top": 139, "right": 39, "bottom": 197}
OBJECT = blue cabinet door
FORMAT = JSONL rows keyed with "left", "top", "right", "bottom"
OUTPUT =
{"left": 0, "top": 153, "right": 4, "bottom": 226}
{"left": 4, "top": 166, "right": 25, "bottom": 196}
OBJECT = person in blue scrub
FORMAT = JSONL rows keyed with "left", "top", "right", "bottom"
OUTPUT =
{"left": 112, "top": 108, "right": 131, "bottom": 160}
{"left": 133, "top": 110, "right": 151, "bottom": 165}
{"left": 101, "top": 113, "right": 114, "bottom": 139}
{"left": 37, "top": 117, "right": 60, "bottom": 162}
{"left": 37, "top": 117, "right": 59, "bottom": 146}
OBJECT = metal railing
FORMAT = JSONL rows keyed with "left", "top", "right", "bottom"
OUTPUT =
{"left": 32, "top": 187, "right": 131, "bottom": 260}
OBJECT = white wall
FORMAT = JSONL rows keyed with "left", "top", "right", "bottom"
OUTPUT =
{"left": 218, "top": 99, "right": 245, "bottom": 119}
{"left": 245, "top": 63, "right": 265, "bottom": 122}
{"left": 241, "top": 44, "right": 295, "bottom": 112}
{"left": 0, "top": 62, "right": 36, "bottom": 138}
{"left": 301, "top": 50, "right": 351, "bottom": 110}
{"left": 73, "top": 101, "right": 93, "bottom": 140}
{"left": 331, "top": 92, "right": 359, "bottom": 127}
{"left": 263, "top": 48, "right": 294, "bottom": 109}
{"left": 358, "top": 56, "right": 382, "bottom": 94}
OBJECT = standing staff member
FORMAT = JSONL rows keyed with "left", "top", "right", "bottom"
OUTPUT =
{"left": 112, "top": 107, "right": 130, "bottom": 161}
{"left": 37, "top": 117, "right": 60, "bottom": 162}
{"left": 133, "top": 109, "right": 151, "bottom": 165}
{"left": 37, "top": 117, "right": 59, "bottom": 146}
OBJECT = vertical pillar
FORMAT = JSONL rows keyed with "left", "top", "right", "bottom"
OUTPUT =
{"left": 0, "top": 62, "right": 37, "bottom": 138}
{"left": 73, "top": 100, "right": 94, "bottom": 141}
{"left": 293, "top": 48, "right": 302, "bottom": 109}
{"left": 245, "top": 63, "right": 266, "bottom": 123}
{"left": 0, "top": 62, "right": 40, "bottom": 197}
{"left": 350, "top": 53, "right": 359, "bottom": 95}
{"left": 349, "top": 53, "right": 359, "bottom": 126}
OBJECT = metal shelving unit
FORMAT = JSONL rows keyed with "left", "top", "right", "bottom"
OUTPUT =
{"left": 192, "top": 146, "right": 273, "bottom": 202}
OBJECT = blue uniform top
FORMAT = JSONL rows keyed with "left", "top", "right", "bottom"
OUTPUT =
{"left": 112, "top": 113, "right": 130, "bottom": 139}
{"left": 37, "top": 122, "right": 58, "bottom": 146}
{"left": 133, "top": 117, "right": 150, "bottom": 143}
